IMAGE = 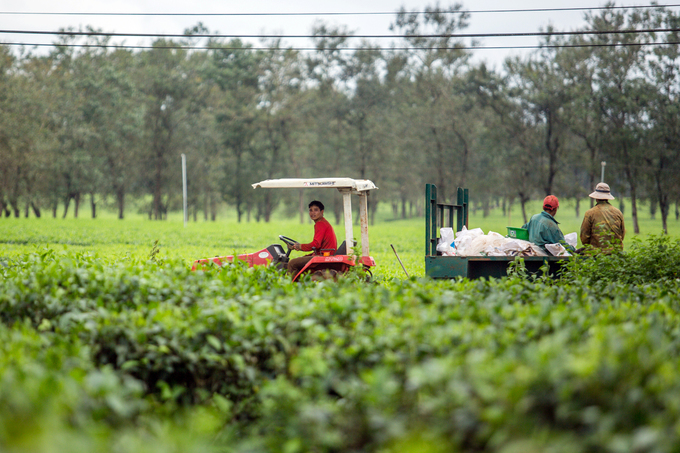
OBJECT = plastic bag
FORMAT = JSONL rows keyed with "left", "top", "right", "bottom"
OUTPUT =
{"left": 497, "top": 238, "right": 544, "bottom": 256}
{"left": 454, "top": 226, "right": 484, "bottom": 256}
{"left": 545, "top": 243, "right": 571, "bottom": 256}
{"left": 529, "top": 244, "right": 548, "bottom": 256}
{"left": 499, "top": 239, "right": 530, "bottom": 253}
{"left": 564, "top": 232, "right": 577, "bottom": 248}
{"left": 436, "top": 227, "right": 456, "bottom": 256}
{"left": 465, "top": 231, "right": 505, "bottom": 256}
{"left": 438, "top": 227, "right": 454, "bottom": 246}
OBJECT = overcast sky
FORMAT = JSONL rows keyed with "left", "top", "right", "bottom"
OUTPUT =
{"left": 1, "top": 1, "right": 678, "bottom": 69}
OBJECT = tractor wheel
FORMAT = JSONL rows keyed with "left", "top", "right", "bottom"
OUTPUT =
{"left": 311, "top": 269, "right": 340, "bottom": 282}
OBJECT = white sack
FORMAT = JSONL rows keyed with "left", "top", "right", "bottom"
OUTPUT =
{"left": 497, "top": 238, "right": 546, "bottom": 257}
{"left": 454, "top": 226, "right": 484, "bottom": 256}
{"left": 564, "top": 232, "right": 577, "bottom": 248}
{"left": 545, "top": 243, "right": 571, "bottom": 257}
{"left": 469, "top": 231, "right": 505, "bottom": 256}
{"left": 529, "top": 244, "right": 549, "bottom": 256}
{"left": 499, "top": 239, "right": 529, "bottom": 253}
{"left": 436, "top": 227, "right": 456, "bottom": 256}
{"left": 454, "top": 231, "right": 506, "bottom": 257}
{"left": 437, "top": 228, "right": 455, "bottom": 247}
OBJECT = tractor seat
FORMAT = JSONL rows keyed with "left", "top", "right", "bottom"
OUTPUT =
{"left": 334, "top": 240, "right": 356, "bottom": 256}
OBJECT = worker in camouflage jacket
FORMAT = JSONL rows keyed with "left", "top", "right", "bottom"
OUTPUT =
{"left": 580, "top": 182, "right": 625, "bottom": 252}
{"left": 523, "top": 195, "right": 575, "bottom": 255}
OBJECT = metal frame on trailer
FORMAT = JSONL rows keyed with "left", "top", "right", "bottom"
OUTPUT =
{"left": 425, "top": 184, "right": 469, "bottom": 257}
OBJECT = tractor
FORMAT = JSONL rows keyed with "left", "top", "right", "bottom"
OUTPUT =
{"left": 192, "top": 177, "right": 377, "bottom": 281}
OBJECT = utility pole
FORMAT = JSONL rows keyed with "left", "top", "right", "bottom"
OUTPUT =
{"left": 600, "top": 161, "right": 606, "bottom": 182}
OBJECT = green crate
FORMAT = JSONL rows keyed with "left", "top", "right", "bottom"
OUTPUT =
{"left": 506, "top": 227, "right": 529, "bottom": 240}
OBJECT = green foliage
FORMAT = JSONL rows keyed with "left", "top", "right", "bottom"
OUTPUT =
{"left": 2, "top": 235, "right": 680, "bottom": 451}
{"left": 560, "top": 234, "right": 680, "bottom": 284}
{"left": 148, "top": 239, "right": 164, "bottom": 265}
{"left": 0, "top": 322, "right": 150, "bottom": 450}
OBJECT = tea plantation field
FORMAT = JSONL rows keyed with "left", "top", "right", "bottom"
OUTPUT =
{"left": 1, "top": 214, "right": 680, "bottom": 452}
{"left": 1, "top": 196, "right": 676, "bottom": 278}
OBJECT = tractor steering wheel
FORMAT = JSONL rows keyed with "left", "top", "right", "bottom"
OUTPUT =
{"left": 279, "top": 235, "right": 299, "bottom": 258}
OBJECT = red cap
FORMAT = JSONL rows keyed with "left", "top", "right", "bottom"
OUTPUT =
{"left": 543, "top": 195, "right": 559, "bottom": 210}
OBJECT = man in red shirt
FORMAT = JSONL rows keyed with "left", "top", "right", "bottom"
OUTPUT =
{"left": 287, "top": 200, "right": 337, "bottom": 278}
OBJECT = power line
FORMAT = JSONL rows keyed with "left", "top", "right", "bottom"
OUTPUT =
{"left": 0, "top": 4, "right": 679, "bottom": 17}
{"left": 1, "top": 27, "right": 678, "bottom": 41}
{"left": 3, "top": 40, "right": 678, "bottom": 52}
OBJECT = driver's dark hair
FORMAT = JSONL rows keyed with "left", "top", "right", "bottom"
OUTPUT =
{"left": 309, "top": 200, "right": 325, "bottom": 211}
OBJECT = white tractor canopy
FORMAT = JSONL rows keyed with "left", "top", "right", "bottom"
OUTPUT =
{"left": 252, "top": 178, "right": 378, "bottom": 257}
{"left": 252, "top": 177, "right": 377, "bottom": 193}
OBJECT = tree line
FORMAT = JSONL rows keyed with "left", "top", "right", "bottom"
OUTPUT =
{"left": 1, "top": 4, "right": 679, "bottom": 233}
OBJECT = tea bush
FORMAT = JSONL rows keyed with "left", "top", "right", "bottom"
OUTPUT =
{"left": 560, "top": 234, "right": 680, "bottom": 284}
{"left": 1, "top": 237, "right": 680, "bottom": 452}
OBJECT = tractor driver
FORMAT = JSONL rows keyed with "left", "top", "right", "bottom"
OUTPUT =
{"left": 287, "top": 200, "right": 337, "bottom": 278}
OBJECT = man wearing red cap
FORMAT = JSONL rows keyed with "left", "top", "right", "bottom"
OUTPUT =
{"left": 522, "top": 195, "right": 575, "bottom": 255}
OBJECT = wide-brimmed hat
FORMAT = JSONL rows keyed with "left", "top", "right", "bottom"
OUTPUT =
{"left": 589, "top": 182, "right": 615, "bottom": 200}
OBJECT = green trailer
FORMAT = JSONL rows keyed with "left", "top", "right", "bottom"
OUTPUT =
{"left": 424, "top": 184, "right": 570, "bottom": 279}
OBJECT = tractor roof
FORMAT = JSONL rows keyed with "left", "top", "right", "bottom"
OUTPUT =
{"left": 252, "top": 178, "right": 377, "bottom": 192}
{"left": 252, "top": 177, "right": 376, "bottom": 258}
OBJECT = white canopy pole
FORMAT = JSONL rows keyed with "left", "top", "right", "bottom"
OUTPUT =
{"left": 358, "top": 192, "right": 369, "bottom": 256}
{"left": 341, "top": 190, "right": 354, "bottom": 254}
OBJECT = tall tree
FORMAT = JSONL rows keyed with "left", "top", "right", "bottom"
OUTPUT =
{"left": 642, "top": 8, "right": 680, "bottom": 233}
{"left": 49, "top": 32, "right": 94, "bottom": 219}
{"left": 254, "top": 41, "right": 306, "bottom": 222}
{"left": 73, "top": 35, "right": 141, "bottom": 219}
{"left": 586, "top": 5, "right": 654, "bottom": 234}
{"left": 138, "top": 40, "right": 197, "bottom": 220}
{"left": 558, "top": 40, "right": 608, "bottom": 211}
{"left": 344, "top": 43, "right": 392, "bottom": 222}
{"left": 505, "top": 33, "right": 574, "bottom": 198}
{"left": 302, "top": 24, "right": 355, "bottom": 223}
{"left": 472, "top": 65, "right": 541, "bottom": 223}
{"left": 208, "top": 39, "right": 262, "bottom": 222}
{"left": 390, "top": 3, "right": 473, "bottom": 203}
{"left": 0, "top": 46, "right": 22, "bottom": 217}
